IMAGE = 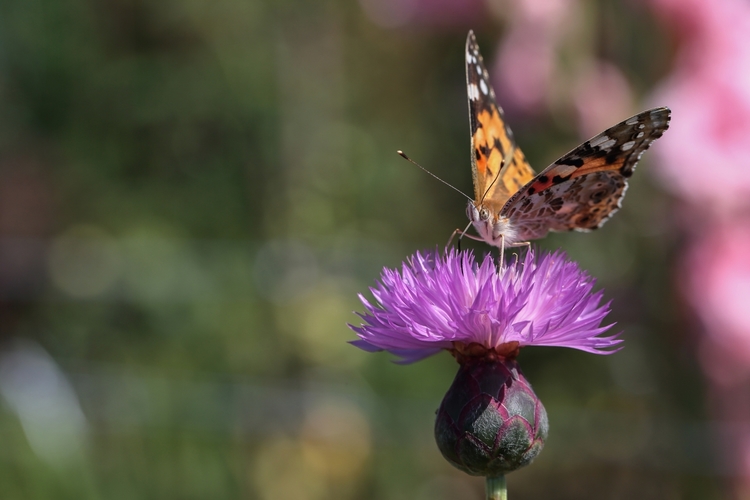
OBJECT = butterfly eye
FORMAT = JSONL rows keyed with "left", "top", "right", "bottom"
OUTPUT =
{"left": 479, "top": 208, "right": 490, "bottom": 221}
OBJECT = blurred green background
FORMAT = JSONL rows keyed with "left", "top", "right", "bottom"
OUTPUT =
{"left": 0, "top": 0, "right": 720, "bottom": 498}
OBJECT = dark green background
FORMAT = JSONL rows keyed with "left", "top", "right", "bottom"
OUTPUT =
{"left": 0, "top": 1, "right": 717, "bottom": 498}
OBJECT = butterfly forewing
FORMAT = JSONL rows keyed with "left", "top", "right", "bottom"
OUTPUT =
{"left": 500, "top": 107, "right": 671, "bottom": 240}
{"left": 466, "top": 31, "right": 535, "bottom": 212}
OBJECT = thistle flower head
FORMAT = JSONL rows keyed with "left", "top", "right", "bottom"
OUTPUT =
{"left": 350, "top": 248, "right": 620, "bottom": 363}
{"left": 350, "top": 247, "right": 623, "bottom": 478}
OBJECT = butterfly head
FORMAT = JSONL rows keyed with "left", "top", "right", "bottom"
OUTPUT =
{"left": 467, "top": 200, "right": 490, "bottom": 223}
{"left": 466, "top": 200, "right": 518, "bottom": 248}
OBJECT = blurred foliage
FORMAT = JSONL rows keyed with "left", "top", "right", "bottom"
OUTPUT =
{"left": 0, "top": 0, "right": 723, "bottom": 499}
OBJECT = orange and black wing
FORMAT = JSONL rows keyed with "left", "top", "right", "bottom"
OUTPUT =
{"left": 466, "top": 30, "right": 535, "bottom": 212}
{"left": 500, "top": 107, "right": 671, "bottom": 240}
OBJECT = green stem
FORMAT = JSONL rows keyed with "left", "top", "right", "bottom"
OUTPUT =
{"left": 486, "top": 475, "right": 507, "bottom": 500}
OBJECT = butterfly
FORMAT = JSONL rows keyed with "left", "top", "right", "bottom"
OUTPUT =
{"left": 462, "top": 30, "right": 670, "bottom": 249}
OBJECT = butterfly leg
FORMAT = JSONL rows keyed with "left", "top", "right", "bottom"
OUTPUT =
{"left": 509, "top": 241, "right": 530, "bottom": 262}
{"left": 511, "top": 241, "right": 531, "bottom": 249}
{"left": 446, "top": 221, "right": 476, "bottom": 252}
{"left": 499, "top": 235, "right": 505, "bottom": 265}
{"left": 446, "top": 228, "right": 463, "bottom": 251}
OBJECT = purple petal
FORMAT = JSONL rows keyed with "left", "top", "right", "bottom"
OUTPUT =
{"left": 349, "top": 248, "right": 619, "bottom": 363}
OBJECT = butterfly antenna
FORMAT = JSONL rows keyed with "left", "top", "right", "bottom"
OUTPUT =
{"left": 397, "top": 151, "right": 473, "bottom": 202}
{"left": 479, "top": 144, "right": 515, "bottom": 204}
{"left": 478, "top": 159, "right": 505, "bottom": 205}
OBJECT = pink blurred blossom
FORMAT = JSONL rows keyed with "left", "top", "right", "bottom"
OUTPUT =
{"left": 681, "top": 219, "right": 750, "bottom": 492}
{"left": 359, "top": 0, "right": 484, "bottom": 29}
{"left": 684, "top": 221, "right": 750, "bottom": 383}
{"left": 494, "top": 30, "right": 555, "bottom": 114}
{"left": 649, "top": 0, "right": 750, "bottom": 213}
{"left": 491, "top": 0, "right": 578, "bottom": 116}
{"left": 573, "top": 61, "right": 635, "bottom": 138}
{"left": 492, "top": 0, "right": 637, "bottom": 138}
{"left": 648, "top": 1, "right": 750, "bottom": 491}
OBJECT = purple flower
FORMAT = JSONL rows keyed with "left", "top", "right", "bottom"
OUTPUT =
{"left": 351, "top": 247, "right": 622, "bottom": 479}
{"left": 350, "top": 248, "right": 620, "bottom": 363}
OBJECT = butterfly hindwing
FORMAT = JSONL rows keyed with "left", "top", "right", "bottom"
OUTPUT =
{"left": 466, "top": 31, "right": 535, "bottom": 212}
{"left": 500, "top": 107, "right": 671, "bottom": 240}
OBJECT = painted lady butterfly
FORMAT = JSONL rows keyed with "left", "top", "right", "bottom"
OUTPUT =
{"left": 463, "top": 31, "right": 670, "bottom": 248}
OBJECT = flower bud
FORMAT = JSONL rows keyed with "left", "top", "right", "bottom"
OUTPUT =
{"left": 434, "top": 355, "right": 548, "bottom": 476}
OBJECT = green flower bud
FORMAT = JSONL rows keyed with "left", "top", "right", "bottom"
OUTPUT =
{"left": 434, "top": 353, "right": 548, "bottom": 476}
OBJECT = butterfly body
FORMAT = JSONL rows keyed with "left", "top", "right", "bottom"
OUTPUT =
{"left": 463, "top": 31, "right": 670, "bottom": 248}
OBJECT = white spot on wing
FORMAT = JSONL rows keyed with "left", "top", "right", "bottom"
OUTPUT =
{"left": 625, "top": 116, "right": 639, "bottom": 125}
{"left": 636, "top": 131, "right": 645, "bottom": 138}
{"left": 590, "top": 135, "right": 615, "bottom": 148}
{"left": 621, "top": 141, "right": 635, "bottom": 151}
{"left": 479, "top": 79, "right": 488, "bottom": 95}
{"left": 468, "top": 83, "right": 479, "bottom": 100}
